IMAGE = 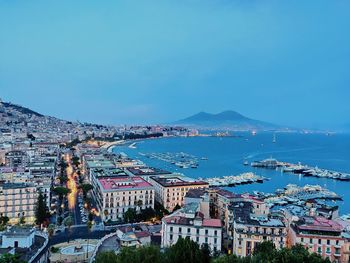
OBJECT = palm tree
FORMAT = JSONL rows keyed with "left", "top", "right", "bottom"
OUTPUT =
{"left": 64, "top": 216, "right": 73, "bottom": 243}
{"left": 47, "top": 224, "right": 55, "bottom": 238}
{"left": 86, "top": 220, "right": 93, "bottom": 260}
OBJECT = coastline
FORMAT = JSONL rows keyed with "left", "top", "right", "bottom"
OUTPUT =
{"left": 100, "top": 140, "right": 126, "bottom": 152}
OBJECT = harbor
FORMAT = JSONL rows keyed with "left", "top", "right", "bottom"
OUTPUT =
{"left": 139, "top": 151, "right": 207, "bottom": 169}
{"left": 252, "top": 184, "right": 342, "bottom": 212}
{"left": 202, "top": 172, "right": 268, "bottom": 187}
{"left": 250, "top": 158, "right": 350, "bottom": 181}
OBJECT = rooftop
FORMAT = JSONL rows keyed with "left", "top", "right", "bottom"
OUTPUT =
{"left": 98, "top": 176, "right": 153, "bottom": 191}
{"left": 126, "top": 166, "right": 171, "bottom": 176}
{"left": 296, "top": 216, "right": 344, "bottom": 233}
{"left": 150, "top": 176, "right": 208, "bottom": 188}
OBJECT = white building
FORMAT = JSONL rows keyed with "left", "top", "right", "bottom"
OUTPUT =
{"left": 162, "top": 202, "right": 222, "bottom": 253}
{"left": 0, "top": 226, "right": 35, "bottom": 248}
{"left": 0, "top": 182, "right": 38, "bottom": 224}
{"left": 94, "top": 176, "right": 155, "bottom": 222}
{"left": 149, "top": 175, "right": 209, "bottom": 212}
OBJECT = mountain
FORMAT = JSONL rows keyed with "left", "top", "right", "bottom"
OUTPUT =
{"left": 175, "top": 110, "right": 282, "bottom": 131}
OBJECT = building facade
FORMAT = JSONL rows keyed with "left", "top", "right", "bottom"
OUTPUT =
{"left": 149, "top": 175, "right": 209, "bottom": 212}
{"left": 0, "top": 182, "right": 37, "bottom": 224}
{"left": 94, "top": 176, "right": 155, "bottom": 222}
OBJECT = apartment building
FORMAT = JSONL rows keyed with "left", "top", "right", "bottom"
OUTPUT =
{"left": 94, "top": 176, "right": 155, "bottom": 222}
{"left": 149, "top": 175, "right": 209, "bottom": 212}
{"left": 0, "top": 182, "right": 37, "bottom": 224}
{"left": 162, "top": 202, "right": 222, "bottom": 253}
{"left": 289, "top": 216, "right": 347, "bottom": 263}
{"left": 5, "top": 150, "right": 28, "bottom": 167}
{"left": 230, "top": 201, "right": 287, "bottom": 257}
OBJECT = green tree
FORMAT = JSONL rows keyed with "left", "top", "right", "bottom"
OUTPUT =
{"left": 124, "top": 208, "right": 137, "bottom": 223}
{"left": 35, "top": 192, "right": 49, "bottom": 226}
{"left": 164, "top": 237, "right": 204, "bottom": 263}
{"left": 79, "top": 183, "right": 93, "bottom": 198}
{"left": 53, "top": 186, "right": 70, "bottom": 201}
{"left": 47, "top": 224, "right": 55, "bottom": 238}
{"left": 64, "top": 216, "right": 74, "bottom": 242}
{"left": 95, "top": 251, "right": 118, "bottom": 263}
{"left": 0, "top": 253, "right": 25, "bottom": 263}
{"left": 253, "top": 241, "right": 276, "bottom": 262}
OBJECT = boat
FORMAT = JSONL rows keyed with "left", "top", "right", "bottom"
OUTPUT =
{"left": 243, "top": 160, "right": 249, "bottom": 166}
{"left": 272, "top": 133, "right": 276, "bottom": 143}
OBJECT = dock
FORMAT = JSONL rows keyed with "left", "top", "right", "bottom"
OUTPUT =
{"left": 250, "top": 158, "right": 350, "bottom": 181}
{"left": 203, "top": 172, "right": 268, "bottom": 187}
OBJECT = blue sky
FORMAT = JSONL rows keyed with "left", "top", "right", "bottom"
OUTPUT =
{"left": 0, "top": 1, "right": 349, "bottom": 129}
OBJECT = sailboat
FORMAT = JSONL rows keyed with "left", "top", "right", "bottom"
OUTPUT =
{"left": 272, "top": 133, "right": 276, "bottom": 143}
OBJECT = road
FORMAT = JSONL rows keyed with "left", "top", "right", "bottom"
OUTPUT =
{"left": 49, "top": 226, "right": 112, "bottom": 246}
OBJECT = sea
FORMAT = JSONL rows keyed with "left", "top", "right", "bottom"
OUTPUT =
{"left": 113, "top": 132, "right": 350, "bottom": 215}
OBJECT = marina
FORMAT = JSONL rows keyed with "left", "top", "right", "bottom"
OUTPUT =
{"left": 138, "top": 151, "right": 206, "bottom": 169}
{"left": 201, "top": 172, "right": 268, "bottom": 187}
{"left": 251, "top": 158, "right": 350, "bottom": 181}
{"left": 253, "top": 184, "right": 342, "bottom": 209}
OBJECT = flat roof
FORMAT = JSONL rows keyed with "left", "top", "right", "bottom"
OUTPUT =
{"left": 126, "top": 167, "right": 171, "bottom": 176}
{"left": 150, "top": 176, "right": 208, "bottom": 187}
{"left": 98, "top": 176, "right": 153, "bottom": 191}
{"left": 296, "top": 217, "right": 343, "bottom": 233}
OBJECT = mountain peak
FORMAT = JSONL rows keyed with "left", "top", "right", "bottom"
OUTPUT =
{"left": 175, "top": 110, "right": 279, "bottom": 131}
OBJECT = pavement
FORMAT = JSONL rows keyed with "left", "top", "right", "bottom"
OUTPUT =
{"left": 48, "top": 226, "right": 112, "bottom": 247}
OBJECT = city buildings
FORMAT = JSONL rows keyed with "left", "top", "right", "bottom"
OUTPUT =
{"left": 162, "top": 202, "right": 222, "bottom": 253}
{"left": 0, "top": 182, "right": 38, "bottom": 224}
{"left": 0, "top": 226, "right": 49, "bottom": 263}
{"left": 94, "top": 176, "right": 155, "bottom": 222}
{"left": 289, "top": 216, "right": 347, "bottom": 263}
{"left": 149, "top": 175, "right": 209, "bottom": 212}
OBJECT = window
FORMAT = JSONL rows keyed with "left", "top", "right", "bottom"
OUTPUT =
{"left": 327, "top": 240, "right": 330, "bottom": 245}
{"left": 205, "top": 237, "right": 208, "bottom": 243}
{"left": 187, "top": 228, "right": 191, "bottom": 233}
{"left": 310, "top": 238, "right": 313, "bottom": 244}
{"left": 170, "top": 234, "right": 173, "bottom": 240}
{"left": 196, "top": 236, "right": 199, "bottom": 242}
{"left": 179, "top": 227, "right": 182, "bottom": 233}
{"left": 205, "top": 229, "right": 208, "bottom": 235}
{"left": 170, "top": 227, "right": 173, "bottom": 232}
{"left": 214, "top": 230, "right": 217, "bottom": 236}
{"left": 318, "top": 239, "right": 321, "bottom": 245}
{"left": 214, "top": 238, "right": 217, "bottom": 244}
{"left": 196, "top": 229, "right": 200, "bottom": 235}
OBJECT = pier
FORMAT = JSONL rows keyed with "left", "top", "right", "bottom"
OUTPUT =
{"left": 203, "top": 172, "right": 268, "bottom": 187}
{"left": 250, "top": 158, "right": 350, "bottom": 181}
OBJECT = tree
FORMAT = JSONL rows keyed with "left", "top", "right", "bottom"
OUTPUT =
{"left": 19, "top": 216, "right": 25, "bottom": 225}
{"left": 0, "top": 216, "right": 9, "bottom": 225}
{"left": 35, "top": 192, "right": 49, "bottom": 226}
{"left": 164, "top": 237, "right": 205, "bottom": 263}
{"left": 53, "top": 186, "right": 70, "bottom": 201}
{"left": 79, "top": 183, "right": 93, "bottom": 198}
{"left": 86, "top": 220, "right": 93, "bottom": 260}
{"left": 47, "top": 224, "right": 55, "bottom": 238}
{"left": 64, "top": 216, "right": 73, "bottom": 243}
{"left": 72, "top": 156, "right": 80, "bottom": 167}
{"left": 95, "top": 251, "right": 118, "bottom": 263}
{"left": 0, "top": 253, "right": 25, "bottom": 263}
{"left": 124, "top": 208, "right": 137, "bottom": 223}
{"left": 253, "top": 241, "right": 276, "bottom": 262}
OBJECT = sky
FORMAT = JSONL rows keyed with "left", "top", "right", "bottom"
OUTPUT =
{"left": 0, "top": 0, "right": 349, "bottom": 129}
